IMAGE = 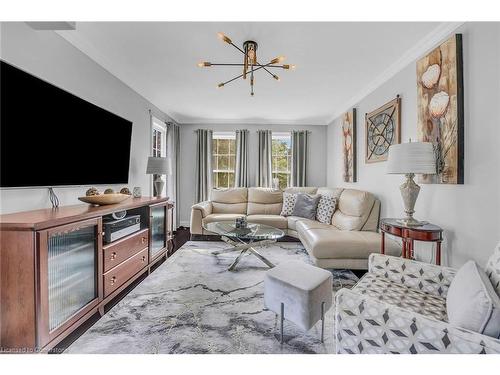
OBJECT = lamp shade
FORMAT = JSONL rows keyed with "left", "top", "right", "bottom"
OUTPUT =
{"left": 387, "top": 142, "right": 436, "bottom": 174}
{"left": 146, "top": 157, "right": 171, "bottom": 175}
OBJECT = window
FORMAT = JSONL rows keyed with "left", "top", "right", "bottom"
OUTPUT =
{"left": 212, "top": 132, "right": 236, "bottom": 189}
{"left": 272, "top": 132, "right": 292, "bottom": 189}
{"left": 151, "top": 118, "right": 166, "bottom": 196}
{"left": 152, "top": 119, "right": 166, "bottom": 158}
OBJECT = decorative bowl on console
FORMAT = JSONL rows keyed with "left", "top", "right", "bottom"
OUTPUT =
{"left": 78, "top": 193, "right": 131, "bottom": 206}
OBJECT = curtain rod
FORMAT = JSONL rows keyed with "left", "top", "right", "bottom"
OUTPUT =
{"left": 193, "top": 129, "right": 311, "bottom": 133}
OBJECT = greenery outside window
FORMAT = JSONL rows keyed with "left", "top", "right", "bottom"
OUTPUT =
{"left": 272, "top": 132, "right": 292, "bottom": 189}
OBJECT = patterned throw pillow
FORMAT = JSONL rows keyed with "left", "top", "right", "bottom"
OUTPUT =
{"left": 280, "top": 193, "right": 297, "bottom": 216}
{"left": 316, "top": 195, "right": 337, "bottom": 224}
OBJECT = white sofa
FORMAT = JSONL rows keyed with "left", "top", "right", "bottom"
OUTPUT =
{"left": 334, "top": 246, "right": 500, "bottom": 353}
{"left": 190, "top": 187, "right": 399, "bottom": 270}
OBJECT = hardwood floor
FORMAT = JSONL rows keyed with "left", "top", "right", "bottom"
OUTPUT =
{"left": 172, "top": 226, "right": 191, "bottom": 250}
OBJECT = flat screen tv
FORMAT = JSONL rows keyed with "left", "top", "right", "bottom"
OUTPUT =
{"left": 1, "top": 60, "right": 133, "bottom": 188}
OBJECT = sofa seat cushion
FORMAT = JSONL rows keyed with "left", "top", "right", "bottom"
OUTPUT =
{"left": 246, "top": 214, "right": 288, "bottom": 229}
{"left": 202, "top": 213, "right": 245, "bottom": 225}
{"left": 296, "top": 219, "right": 335, "bottom": 231}
{"left": 353, "top": 273, "right": 448, "bottom": 322}
{"left": 287, "top": 216, "right": 303, "bottom": 231}
{"left": 299, "top": 229, "right": 388, "bottom": 259}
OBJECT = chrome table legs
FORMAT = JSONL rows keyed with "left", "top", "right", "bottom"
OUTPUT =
{"left": 214, "top": 236, "right": 276, "bottom": 271}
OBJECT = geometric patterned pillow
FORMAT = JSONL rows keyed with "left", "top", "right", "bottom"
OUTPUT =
{"left": 280, "top": 193, "right": 297, "bottom": 217}
{"left": 316, "top": 195, "right": 337, "bottom": 224}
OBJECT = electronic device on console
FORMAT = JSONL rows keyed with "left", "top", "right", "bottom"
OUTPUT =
{"left": 103, "top": 211, "right": 141, "bottom": 243}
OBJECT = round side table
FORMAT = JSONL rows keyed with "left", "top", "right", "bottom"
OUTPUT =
{"left": 380, "top": 218, "right": 444, "bottom": 265}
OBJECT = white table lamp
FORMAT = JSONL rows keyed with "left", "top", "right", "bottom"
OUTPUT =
{"left": 387, "top": 141, "right": 436, "bottom": 227}
{"left": 146, "top": 157, "right": 171, "bottom": 198}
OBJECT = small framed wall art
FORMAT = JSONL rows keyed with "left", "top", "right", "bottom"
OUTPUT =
{"left": 341, "top": 108, "right": 357, "bottom": 182}
{"left": 365, "top": 95, "right": 401, "bottom": 163}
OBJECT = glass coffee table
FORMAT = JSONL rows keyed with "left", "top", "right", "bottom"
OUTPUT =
{"left": 203, "top": 221, "right": 285, "bottom": 271}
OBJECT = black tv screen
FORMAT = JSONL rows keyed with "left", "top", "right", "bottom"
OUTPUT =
{"left": 1, "top": 60, "right": 133, "bottom": 188}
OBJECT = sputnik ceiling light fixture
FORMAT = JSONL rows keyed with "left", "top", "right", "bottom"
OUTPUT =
{"left": 197, "top": 32, "right": 296, "bottom": 96}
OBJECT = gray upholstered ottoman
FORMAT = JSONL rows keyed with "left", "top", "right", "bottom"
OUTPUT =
{"left": 264, "top": 260, "right": 333, "bottom": 343}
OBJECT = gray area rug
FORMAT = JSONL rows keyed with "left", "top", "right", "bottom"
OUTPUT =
{"left": 65, "top": 241, "right": 359, "bottom": 354}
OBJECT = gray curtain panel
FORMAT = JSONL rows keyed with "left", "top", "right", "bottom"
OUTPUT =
{"left": 291, "top": 130, "right": 309, "bottom": 187}
{"left": 234, "top": 129, "right": 249, "bottom": 187}
{"left": 195, "top": 129, "right": 213, "bottom": 202}
{"left": 166, "top": 122, "right": 180, "bottom": 228}
{"left": 257, "top": 130, "right": 272, "bottom": 187}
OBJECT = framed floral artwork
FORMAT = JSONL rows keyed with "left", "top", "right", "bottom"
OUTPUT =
{"left": 417, "top": 34, "right": 464, "bottom": 184}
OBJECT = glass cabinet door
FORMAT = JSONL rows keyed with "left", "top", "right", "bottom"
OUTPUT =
{"left": 38, "top": 218, "right": 101, "bottom": 346}
{"left": 47, "top": 225, "right": 97, "bottom": 331}
{"left": 150, "top": 205, "right": 166, "bottom": 259}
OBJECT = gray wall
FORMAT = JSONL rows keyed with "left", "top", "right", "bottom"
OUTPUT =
{"left": 179, "top": 123, "right": 327, "bottom": 225}
{"left": 2, "top": 22, "right": 498, "bottom": 270}
{"left": 326, "top": 22, "right": 500, "bottom": 268}
{"left": 0, "top": 22, "right": 172, "bottom": 214}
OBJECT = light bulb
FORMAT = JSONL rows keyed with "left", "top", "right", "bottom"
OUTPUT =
{"left": 217, "top": 83, "right": 224, "bottom": 88}
{"left": 217, "top": 32, "right": 231, "bottom": 44}
{"left": 270, "top": 56, "right": 286, "bottom": 65}
{"left": 273, "top": 75, "right": 280, "bottom": 81}
{"left": 290, "top": 64, "right": 296, "bottom": 70}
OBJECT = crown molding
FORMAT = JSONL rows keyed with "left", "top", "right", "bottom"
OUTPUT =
{"left": 325, "top": 22, "right": 464, "bottom": 125}
{"left": 177, "top": 117, "right": 328, "bottom": 126}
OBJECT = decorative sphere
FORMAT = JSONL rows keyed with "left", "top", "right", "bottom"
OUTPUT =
{"left": 120, "top": 187, "right": 131, "bottom": 195}
{"left": 86, "top": 187, "right": 100, "bottom": 196}
{"left": 104, "top": 188, "right": 115, "bottom": 194}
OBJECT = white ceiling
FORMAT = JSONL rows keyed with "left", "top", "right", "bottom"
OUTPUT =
{"left": 58, "top": 22, "right": 449, "bottom": 125}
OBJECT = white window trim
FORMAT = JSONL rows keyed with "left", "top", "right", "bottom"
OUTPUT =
{"left": 152, "top": 118, "right": 167, "bottom": 158}
{"left": 150, "top": 116, "right": 167, "bottom": 196}
{"left": 213, "top": 131, "right": 236, "bottom": 140}
{"left": 272, "top": 131, "right": 292, "bottom": 140}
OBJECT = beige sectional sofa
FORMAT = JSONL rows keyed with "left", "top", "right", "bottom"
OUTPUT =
{"left": 190, "top": 187, "right": 399, "bottom": 270}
